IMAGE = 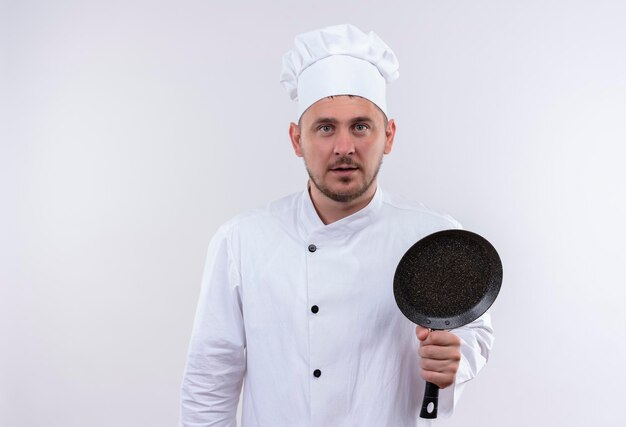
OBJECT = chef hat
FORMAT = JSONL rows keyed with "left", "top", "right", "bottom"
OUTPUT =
{"left": 280, "top": 24, "right": 399, "bottom": 119}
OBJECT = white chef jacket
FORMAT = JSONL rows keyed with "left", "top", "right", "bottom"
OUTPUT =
{"left": 181, "top": 186, "right": 494, "bottom": 427}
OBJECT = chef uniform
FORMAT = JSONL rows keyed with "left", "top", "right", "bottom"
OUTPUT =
{"left": 181, "top": 24, "right": 494, "bottom": 427}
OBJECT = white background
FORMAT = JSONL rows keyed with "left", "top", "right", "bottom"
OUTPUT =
{"left": 2, "top": 1, "right": 625, "bottom": 426}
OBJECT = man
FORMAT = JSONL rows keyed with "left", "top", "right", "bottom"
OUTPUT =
{"left": 181, "top": 24, "right": 493, "bottom": 426}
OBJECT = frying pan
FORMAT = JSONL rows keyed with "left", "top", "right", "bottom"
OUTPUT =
{"left": 393, "top": 229, "right": 502, "bottom": 419}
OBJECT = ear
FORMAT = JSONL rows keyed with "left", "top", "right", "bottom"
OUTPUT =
{"left": 289, "top": 122, "right": 304, "bottom": 157}
{"left": 383, "top": 119, "right": 396, "bottom": 154}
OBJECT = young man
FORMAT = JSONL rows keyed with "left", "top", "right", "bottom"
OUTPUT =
{"left": 181, "top": 24, "right": 493, "bottom": 427}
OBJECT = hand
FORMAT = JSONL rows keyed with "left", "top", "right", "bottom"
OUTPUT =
{"left": 415, "top": 326, "right": 461, "bottom": 389}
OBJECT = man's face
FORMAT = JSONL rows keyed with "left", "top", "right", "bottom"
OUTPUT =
{"left": 289, "top": 96, "right": 395, "bottom": 203}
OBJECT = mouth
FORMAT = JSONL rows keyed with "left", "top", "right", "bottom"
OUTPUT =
{"left": 330, "top": 163, "right": 359, "bottom": 171}
{"left": 329, "top": 166, "right": 359, "bottom": 175}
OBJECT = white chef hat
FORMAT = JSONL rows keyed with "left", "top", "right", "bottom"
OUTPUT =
{"left": 280, "top": 24, "right": 399, "bottom": 120}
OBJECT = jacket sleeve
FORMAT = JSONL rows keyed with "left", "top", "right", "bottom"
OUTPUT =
{"left": 181, "top": 225, "right": 246, "bottom": 427}
{"left": 436, "top": 310, "right": 494, "bottom": 418}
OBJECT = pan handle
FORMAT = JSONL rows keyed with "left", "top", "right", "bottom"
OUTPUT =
{"left": 420, "top": 381, "right": 439, "bottom": 419}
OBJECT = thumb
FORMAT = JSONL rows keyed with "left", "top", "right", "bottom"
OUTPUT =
{"left": 415, "top": 325, "right": 430, "bottom": 342}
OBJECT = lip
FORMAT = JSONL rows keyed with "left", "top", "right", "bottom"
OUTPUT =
{"left": 329, "top": 167, "right": 358, "bottom": 174}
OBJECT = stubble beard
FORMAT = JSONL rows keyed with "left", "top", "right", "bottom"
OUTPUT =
{"left": 305, "top": 155, "right": 384, "bottom": 203}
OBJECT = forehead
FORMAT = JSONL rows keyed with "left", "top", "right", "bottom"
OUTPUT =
{"left": 300, "top": 95, "right": 386, "bottom": 125}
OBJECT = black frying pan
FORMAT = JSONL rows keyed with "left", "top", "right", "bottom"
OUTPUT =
{"left": 393, "top": 229, "right": 502, "bottom": 419}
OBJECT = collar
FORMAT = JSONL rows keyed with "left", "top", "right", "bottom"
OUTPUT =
{"left": 297, "top": 184, "right": 384, "bottom": 241}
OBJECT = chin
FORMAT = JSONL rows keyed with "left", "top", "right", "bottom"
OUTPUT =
{"left": 328, "top": 183, "right": 373, "bottom": 202}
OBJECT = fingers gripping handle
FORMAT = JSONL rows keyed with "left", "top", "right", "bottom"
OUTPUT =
{"left": 420, "top": 381, "right": 439, "bottom": 419}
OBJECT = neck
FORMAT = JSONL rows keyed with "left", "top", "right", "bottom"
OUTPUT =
{"left": 308, "top": 181, "right": 378, "bottom": 225}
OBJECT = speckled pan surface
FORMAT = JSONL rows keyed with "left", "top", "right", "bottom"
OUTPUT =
{"left": 393, "top": 229, "right": 502, "bottom": 330}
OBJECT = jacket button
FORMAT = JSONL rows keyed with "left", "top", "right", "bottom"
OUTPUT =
{"left": 308, "top": 244, "right": 317, "bottom": 253}
{"left": 311, "top": 305, "right": 319, "bottom": 314}
{"left": 313, "top": 369, "right": 321, "bottom": 378}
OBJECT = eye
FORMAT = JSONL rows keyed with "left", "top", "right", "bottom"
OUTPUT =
{"left": 318, "top": 125, "right": 334, "bottom": 134}
{"left": 354, "top": 123, "right": 369, "bottom": 132}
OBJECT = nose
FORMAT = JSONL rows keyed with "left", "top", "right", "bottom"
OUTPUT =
{"left": 333, "top": 129, "right": 355, "bottom": 156}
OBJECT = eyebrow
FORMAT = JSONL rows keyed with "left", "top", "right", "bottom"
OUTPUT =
{"left": 310, "top": 117, "right": 339, "bottom": 129}
{"left": 351, "top": 116, "right": 375, "bottom": 124}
